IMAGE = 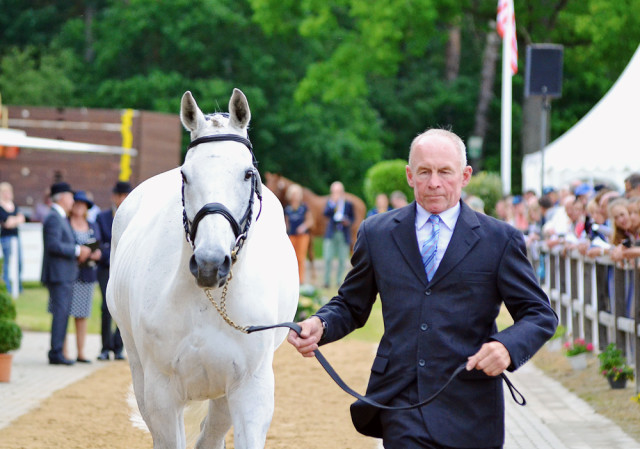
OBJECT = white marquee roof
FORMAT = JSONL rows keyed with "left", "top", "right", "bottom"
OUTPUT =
{"left": 522, "top": 44, "right": 640, "bottom": 193}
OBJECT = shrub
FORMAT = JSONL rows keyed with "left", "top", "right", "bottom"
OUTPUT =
{"left": 0, "top": 279, "right": 22, "bottom": 353}
{"left": 0, "top": 319, "right": 22, "bottom": 353}
{"left": 463, "top": 171, "right": 502, "bottom": 217}
{"left": 0, "top": 284, "right": 17, "bottom": 321}
{"left": 363, "top": 159, "right": 412, "bottom": 208}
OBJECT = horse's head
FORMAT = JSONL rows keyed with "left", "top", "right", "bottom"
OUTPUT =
{"left": 180, "top": 89, "right": 261, "bottom": 288}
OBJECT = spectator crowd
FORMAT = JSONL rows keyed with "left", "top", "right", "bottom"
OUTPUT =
{"left": 484, "top": 173, "right": 640, "bottom": 319}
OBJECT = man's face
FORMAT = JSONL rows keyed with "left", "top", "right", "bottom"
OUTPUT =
{"left": 406, "top": 135, "right": 472, "bottom": 214}
{"left": 329, "top": 182, "right": 344, "bottom": 202}
{"left": 57, "top": 192, "right": 75, "bottom": 214}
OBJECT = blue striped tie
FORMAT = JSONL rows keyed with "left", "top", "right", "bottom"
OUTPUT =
{"left": 422, "top": 215, "right": 441, "bottom": 281}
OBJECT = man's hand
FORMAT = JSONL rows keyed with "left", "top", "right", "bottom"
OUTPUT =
{"left": 287, "top": 316, "right": 323, "bottom": 358}
{"left": 466, "top": 341, "right": 511, "bottom": 377}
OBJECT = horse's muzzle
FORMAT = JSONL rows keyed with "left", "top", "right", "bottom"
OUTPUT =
{"left": 189, "top": 249, "right": 231, "bottom": 288}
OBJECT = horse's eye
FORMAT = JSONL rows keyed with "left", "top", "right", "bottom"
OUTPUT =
{"left": 181, "top": 171, "right": 188, "bottom": 184}
{"left": 244, "top": 169, "right": 253, "bottom": 181}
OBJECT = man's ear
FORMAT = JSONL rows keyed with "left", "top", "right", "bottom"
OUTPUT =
{"left": 461, "top": 166, "right": 473, "bottom": 188}
{"left": 406, "top": 165, "right": 415, "bottom": 188}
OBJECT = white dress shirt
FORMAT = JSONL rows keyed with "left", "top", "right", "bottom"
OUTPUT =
{"left": 415, "top": 202, "right": 461, "bottom": 274}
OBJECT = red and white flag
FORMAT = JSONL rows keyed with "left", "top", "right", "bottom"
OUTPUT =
{"left": 497, "top": 0, "right": 518, "bottom": 75}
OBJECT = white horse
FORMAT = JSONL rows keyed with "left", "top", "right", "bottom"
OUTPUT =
{"left": 107, "top": 88, "right": 299, "bottom": 449}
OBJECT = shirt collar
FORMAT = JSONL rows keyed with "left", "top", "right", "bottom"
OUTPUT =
{"left": 416, "top": 201, "right": 461, "bottom": 231}
{"left": 51, "top": 203, "right": 67, "bottom": 218}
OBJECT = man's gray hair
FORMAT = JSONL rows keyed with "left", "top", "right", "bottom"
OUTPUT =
{"left": 409, "top": 128, "right": 467, "bottom": 170}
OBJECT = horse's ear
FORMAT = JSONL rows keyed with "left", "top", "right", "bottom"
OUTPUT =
{"left": 228, "top": 88, "right": 251, "bottom": 131}
{"left": 180, "top": 91, "right": 207, "bottom": 133}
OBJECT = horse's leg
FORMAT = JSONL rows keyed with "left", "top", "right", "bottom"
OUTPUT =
{"left": 227, "top": 368, "right": 275, "bottom": 449}
{"left": 194, "top": 397, "right": 231, "bottom": 449}
{"left": 141, "top": 370, "right": 187, "bottom": 449}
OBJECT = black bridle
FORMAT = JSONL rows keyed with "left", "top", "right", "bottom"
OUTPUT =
{"left": 181, "top": 133, "right": 263, "bottom": 261}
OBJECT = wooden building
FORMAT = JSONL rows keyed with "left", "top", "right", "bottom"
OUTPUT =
{"left": 0, "top": 105, "right": 182, "bottom": 215}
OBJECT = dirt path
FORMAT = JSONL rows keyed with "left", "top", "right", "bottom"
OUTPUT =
{"left": 0, "top": 340, "right": 379, "bottom": 449}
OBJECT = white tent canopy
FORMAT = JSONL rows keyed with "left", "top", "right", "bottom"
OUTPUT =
{"left": 0, "top": 127, "right": 137, "bottom": 156}
{"left": 522, "top": 44, "right": 640, "bottom": 194}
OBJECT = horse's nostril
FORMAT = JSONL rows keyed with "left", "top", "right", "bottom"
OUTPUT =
{"left": 219, "top": 255, "right": 231, "bottom": 278}
{"left": 189, "top": 255, "right": 199, "bottom": 277}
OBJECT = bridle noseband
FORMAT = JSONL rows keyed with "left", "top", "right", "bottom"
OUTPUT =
{"left": 181, "top": 133, "right": 263, "bottom": 262}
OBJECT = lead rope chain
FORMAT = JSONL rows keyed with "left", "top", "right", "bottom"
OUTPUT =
{"left": 204, "top": 271, "right": 249, "bottom": 334}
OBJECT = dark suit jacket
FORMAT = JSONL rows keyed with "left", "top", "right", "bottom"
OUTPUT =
{"left": 41, "top": 208, "right": 78, "bottom": 285}
{"left": 95, "top": 208, "right": 114, "bottom": 270}
{"left": 323, "top": 199, "right": 355, "bottom": 245}
{"left": 315, "top": 200, "right": 557, "bottom": 448}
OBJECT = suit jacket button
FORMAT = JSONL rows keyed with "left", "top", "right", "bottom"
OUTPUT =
{"left": 418, "top": 359, "right": 426, "bottom": 367}
{"left": 425, "top": 289, "right": 431, "bottom": 296}
{"left": 420, "top": 323, "right": 428, "bottom": 331}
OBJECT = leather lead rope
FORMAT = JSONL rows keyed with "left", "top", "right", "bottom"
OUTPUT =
{"left": 246, "top": 322, "right": 526, "bottom": 410}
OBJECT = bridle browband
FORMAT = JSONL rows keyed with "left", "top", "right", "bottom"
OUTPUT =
{"left": 181, "top": 132, "right": 262, "bottom": 261}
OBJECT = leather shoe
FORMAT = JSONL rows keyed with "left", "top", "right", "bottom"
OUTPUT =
{"left": 49, "top": 357, "right": 75, "bottom": 366}
{"left": 114, "top": 352, "right": 126, "bottom": 360}
{"left": 76, "top": 357, "right": 92, "bottom": 364}
{"left": 97, "top": 351, "right": 110, "bottom": 361}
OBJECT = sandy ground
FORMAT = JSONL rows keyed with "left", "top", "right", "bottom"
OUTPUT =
{"left": 0, "top": 340, "right": 379, "bottom": 449}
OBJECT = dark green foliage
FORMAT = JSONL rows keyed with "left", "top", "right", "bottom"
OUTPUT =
{"left": 1, "top": 0, "right": 640, "bottom": 195}
{"left": 363, "top": 160, "right": 413, "bottom": 207}
{"left": 0, "top": 279, "right": 21, "bottom": 353}
{"left": 0, "top": 284, "right": 17, "bottom": 321}
{"left": 0, "top": 320, "right": 22, "bottom": 353}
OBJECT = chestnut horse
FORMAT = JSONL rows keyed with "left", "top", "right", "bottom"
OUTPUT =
{"left": 264, "top": 173, "right": 366, "bottom": 270}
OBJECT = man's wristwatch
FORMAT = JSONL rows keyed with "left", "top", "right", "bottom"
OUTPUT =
{"left": 318, "top": 317, "right": 327, "bottom": 338}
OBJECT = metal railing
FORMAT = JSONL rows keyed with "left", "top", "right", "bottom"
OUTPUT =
{"left": 535, "top": 246, "right": 639, "bottom": 394}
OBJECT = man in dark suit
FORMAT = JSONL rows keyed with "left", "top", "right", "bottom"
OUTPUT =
{"left": 42, "top": 182, "right": 91, "bottom": 365}
{"left": 322, "top": 181, "right": 355, "bottom": 287}
{"left": 288, "top": 129, "right": 558, "bottom": 449}
{"left": 95, "top": 181, "right": 132, "bottom": 361}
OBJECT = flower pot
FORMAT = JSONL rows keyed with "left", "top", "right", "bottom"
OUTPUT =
{"left": 607, "top": 375, "right": 627, "bottom": 389}
{"left": 547, "top": 338, "right": 562, "bottom": 352}
{"left": 567, "top": 352, "right": 588, "bottom": 370}
{"left": 0, "top": 353, "right": 13, "bottom": 382}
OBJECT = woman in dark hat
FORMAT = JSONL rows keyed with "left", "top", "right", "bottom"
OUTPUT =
{"left": 64, "top": 190, "right": 102, "bottom": 362}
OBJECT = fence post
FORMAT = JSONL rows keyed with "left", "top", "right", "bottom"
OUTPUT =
{"left": 583, "top": 259, "right": 597, "bottom": 347}
{"left": 635, "top": 264, "right": 639, "bottom": 394}
{"left": 613, "top": 265, "right": 628, "bottom": 353}
{"left": 595, "top": 261, "right": 610, "bottom": 350}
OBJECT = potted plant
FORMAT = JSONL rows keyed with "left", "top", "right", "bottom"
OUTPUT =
{"left": 598, "top": 343, "right": 635, "bottom": 389}
{"left": 0, "top": 280, "right": 22, "bottom": 382}
{"left": 564, "top": 337, "right": 593, "bottom": 370}
{"left": 295, "top": 284, "right": 328, "bottom": 321}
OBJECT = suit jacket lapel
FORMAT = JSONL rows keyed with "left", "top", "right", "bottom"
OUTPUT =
{"left": 391, "top": 203, "right": 429, "bottom": 287}
{"left": 430, "top": 201, "right": 480, "bottom": 285}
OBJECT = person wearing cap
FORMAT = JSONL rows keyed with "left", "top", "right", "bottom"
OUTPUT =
{"left": 95, "top": 181, "right": 132, "bottom": 361}
{"left": 41, "top": 182, "right": 92, "bottom": 365}
{"left": 64, "top": 191, "right": 102, "bottom": 363}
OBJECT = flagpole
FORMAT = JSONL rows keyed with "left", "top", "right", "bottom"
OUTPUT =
{"left": 500, "top": 13, "right": 512, "bottom": 196}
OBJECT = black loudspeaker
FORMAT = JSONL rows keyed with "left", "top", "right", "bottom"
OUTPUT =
{"left": 525, "top": 44, "right": 564, "bottom": 98}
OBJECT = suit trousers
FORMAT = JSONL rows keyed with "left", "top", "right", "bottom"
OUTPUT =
{"left": 379, "top": 381, "right": 502, "bottom": 449}
{"left": 47, "top": 281, "right": 73, "bottom": 361}
{"left": 98, "top": 268, "right": 123, "bottom": 354}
